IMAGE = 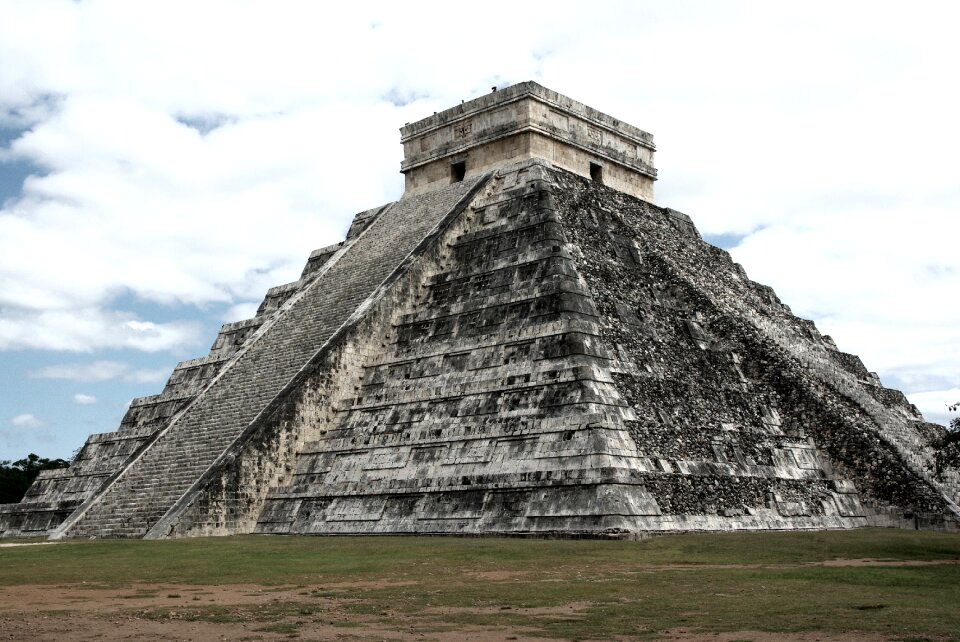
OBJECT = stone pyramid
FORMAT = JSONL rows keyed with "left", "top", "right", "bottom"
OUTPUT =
{"left": 2, "top": 82, "right": 957, "bottom": 540}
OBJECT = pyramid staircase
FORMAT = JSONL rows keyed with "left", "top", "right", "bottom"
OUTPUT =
{"left": 45, "top": 178, "right": 487, "bottom": 539}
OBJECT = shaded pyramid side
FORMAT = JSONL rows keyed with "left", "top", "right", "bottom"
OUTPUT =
{"left": 547, "top": 168, "right": 958, "bottom": 529}
{"left": 45, "top": 177, "right": 487, "bottom": 539}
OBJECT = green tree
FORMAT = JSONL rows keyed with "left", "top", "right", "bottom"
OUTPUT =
{"left": 0, "top": 454, "right": 70, "bottom": 504}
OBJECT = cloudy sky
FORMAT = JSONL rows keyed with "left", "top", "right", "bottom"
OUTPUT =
{"left": 1, "top": 0, "right": 958, "bottom": 461}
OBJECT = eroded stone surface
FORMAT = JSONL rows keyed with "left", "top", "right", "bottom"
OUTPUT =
{"left": 400, "top": 82, "right": 656, "bottom": 201}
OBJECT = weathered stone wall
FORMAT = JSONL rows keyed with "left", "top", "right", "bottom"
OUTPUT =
{"left": 401, "top": 82, "right": 656, "bottom": 201}
{"left": 401, "top": 132, "right": 533, "bottom": 193}
{"left": 527, "top": 132, "right": 654, "bottom": 203}
{"left": 404, "top": 131, "right": 655, "bottom": 204}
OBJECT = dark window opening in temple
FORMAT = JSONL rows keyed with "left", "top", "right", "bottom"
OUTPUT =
{"left": 590, "top": 162, "right": 604, "bottom": 183}
{"left": 451, "top": 161, "right": 466, "bottom": 183}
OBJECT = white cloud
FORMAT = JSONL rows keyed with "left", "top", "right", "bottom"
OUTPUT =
{"left": 32, "top": 361, "right": 126, "bottom": 381}
{"left": 0, "top": 307, "right": 201, "bottom": 352}
{"left": 32, "top": 360, "right": 169, "bottom": 384}
{"left": 71, "top": 393, "right": 96, "bottom": 405}
{"left": 222, "top": 302, "right": 261, "bottom": 324}
{"left": 10, "top": 413, "right": 42, "bottom": 428}
{"left": 121, "top": 367, "right": 171, "bottom": 384}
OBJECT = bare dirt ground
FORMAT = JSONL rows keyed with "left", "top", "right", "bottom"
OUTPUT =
{"left": 0, "top": 581, "right": 935, "bottom": 642}
{"left": 0, "top": 582, "right": 550, "bottom": 641}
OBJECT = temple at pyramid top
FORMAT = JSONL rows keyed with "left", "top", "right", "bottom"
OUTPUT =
{"left": 400, "top": 81, "right": 657, "bottom": 201}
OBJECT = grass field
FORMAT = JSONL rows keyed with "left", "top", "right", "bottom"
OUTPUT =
{"left": 1, "top": 528, "right": 959, "bottom": 641}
